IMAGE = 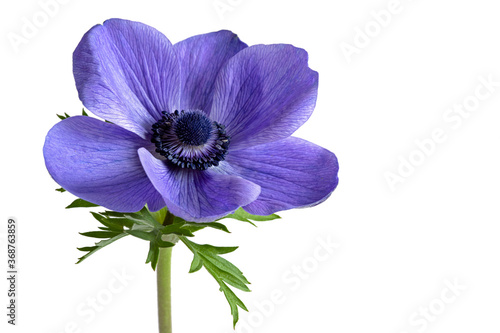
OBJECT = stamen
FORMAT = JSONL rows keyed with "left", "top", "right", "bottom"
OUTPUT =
{"left": 151, "top": 110, "right": 230, "bottom": 170}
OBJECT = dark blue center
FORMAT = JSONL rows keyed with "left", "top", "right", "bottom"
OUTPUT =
{"left": 151, "top": 110, "right": 230, "bottom": 170}
{"left": 174, "top": 111, "right": 212, "bottom": 146}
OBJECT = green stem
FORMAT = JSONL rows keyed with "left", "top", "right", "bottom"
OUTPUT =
{"left": 157, "top": 246, "right": 173, "bottom": 333}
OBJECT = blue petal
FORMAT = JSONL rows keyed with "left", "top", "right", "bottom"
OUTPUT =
{"left": 138, "top": 148, "right": 261, "bottom": 222}
{"left": 73, "top": 18, "right": 181, "bottom": 138}
{"left": 174, "top": 30, "right": 247, "bottom": 112}
{"left": 223, "top": 137, "right": 339, "bottom": 215}
{"left": 43, "top": 116, "right": 165, "bottom": 212}
{"left": 209, "top": 44, "right": 318, "bottom": 150}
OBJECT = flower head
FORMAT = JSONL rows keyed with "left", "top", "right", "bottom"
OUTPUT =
{"left": 43, "top": 19, "right": 339, "bottom": 222}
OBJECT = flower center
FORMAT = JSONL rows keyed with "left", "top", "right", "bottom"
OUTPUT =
{"left": 151, "top": 110, "right": 230, "bottom": 170}
{"left": 174, "top": 111, "right": 212, "bottom": 146}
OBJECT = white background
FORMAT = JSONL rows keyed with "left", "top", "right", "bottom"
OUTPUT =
{"left": 1, "top": 0, "right": 500, "bottom": 332}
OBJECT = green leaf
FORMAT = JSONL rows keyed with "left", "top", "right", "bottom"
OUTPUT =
{"left": 188, "top": 252, "right": 203, "bottom": 273}
{"left": 103, "top": 208, "right": 178, "bottom": 270}
{"left": 57, "top": 112, "right": 71, "bottom": 120}
{"left": 77, "top": 246, "right": 97, "bottom": 252}
{"left": 220, "top": 283, "right": 248, "bottom": 326}
{"left": 55, "top": 187, "right": 66, "bottom": 193}
{"left": 99, "top": 211, "right": 125, "bottom": 217}
{"left": 76, "top": 233, "right": 128, "bottom": 264}
{"left": 221, "top": 208, "right": 280, "bottom": 226}
{"left": 57, "top": 110, "right": 88, "bottom": 120}
{"left": 125, "top": 229, "right": 154, "bottom": 241}
{"left": 79, "top": 231, "right": 122, "bottom": 239}
{"left": 66, "top": 198, "right": 100, "bottom": 209}
{"left": 77, "top": 206, "right": 177, "bottom": 268}
{"left": 161, "top": 222, "right": 195, "bottom": 237}
{"left": 146, "top": 241, "right": 160, "bottom": 270}
{"left": 144, "top": 228, "right": 177, "bottom": 270}
{"left": 183, "top": 222, "right": 231, "bottom": 233}
{"left": 180, "top": 237, "right": 250, "bottom": 328}
{"left": 124, "top": 207, "right": 163, "bottom": 229}
{"left": 198, "top": 252, "right": 250, "bottom": 291}
{"left": 76, "top": 205, "right": 233, "bottom": 270}
{"left": 90, "top": 212, "right": 131, "bottom": 231}
{"left": 98, "top": 212, "right": 138, "bottom": 229}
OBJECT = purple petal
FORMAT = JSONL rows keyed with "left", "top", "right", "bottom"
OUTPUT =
{"left": 222, "top": 137, "right": 339, "bottom": 215}
{"left": 43, "top": 116, "right": 165, "bottom": 212}
{"left": 174, "top": 30, "right": 247, "bottom": 112}
{"left": 73, "top": 18, "right": 181, "bottom": 138}
{"left": 209, "top": 44, "right": 318, "bottom": 150}
{"left": 138, "top": 148, "right": 261, "bottom": 222}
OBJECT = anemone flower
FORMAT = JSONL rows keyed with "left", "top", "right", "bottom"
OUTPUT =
{"left": 43, "top": 18, "right": 339, "bottom": 223}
